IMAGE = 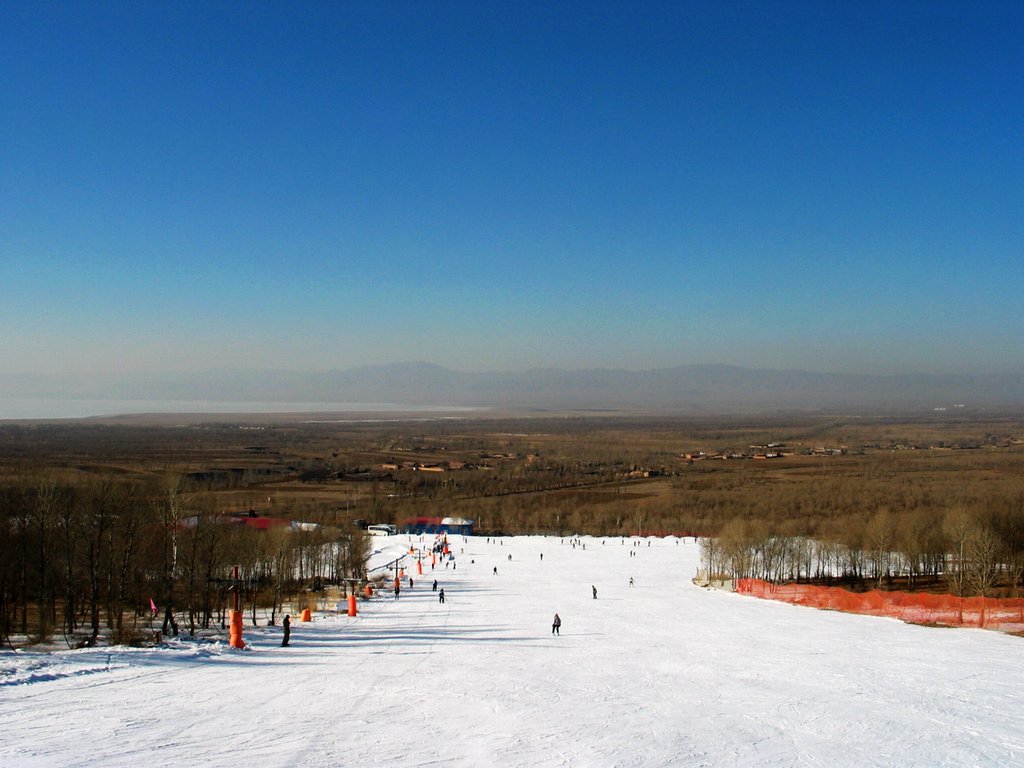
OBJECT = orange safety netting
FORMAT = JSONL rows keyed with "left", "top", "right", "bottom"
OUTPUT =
{"left": 735, "top": 579, "right": 1024, "bottom": 633}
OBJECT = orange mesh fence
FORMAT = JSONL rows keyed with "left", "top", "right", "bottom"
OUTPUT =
{"left": 735, "top": 579, "right": 1024, "bottom": 632}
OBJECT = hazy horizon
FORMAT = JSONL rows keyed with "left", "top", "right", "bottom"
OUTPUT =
{"left": 3, "top": 361, "right": 1022, "bottom": 419}
{"left": 2, "top": 3, "right": 1022, "bottom": 382}
{"left": 6, "top": 358, "right": 1024, "bottom": 381}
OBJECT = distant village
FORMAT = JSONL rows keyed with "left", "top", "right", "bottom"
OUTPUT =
{"left": 306, "top": 434, "right": 1024, "bottom": 488}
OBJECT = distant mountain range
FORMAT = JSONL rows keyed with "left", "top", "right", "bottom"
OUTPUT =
{"left": 4, "top": 363, "right": 1023, "bottom": 412}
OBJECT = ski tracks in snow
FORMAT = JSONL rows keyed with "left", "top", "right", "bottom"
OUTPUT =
{"left": 4, "top": 536, "right": 1024, "bottom": 767}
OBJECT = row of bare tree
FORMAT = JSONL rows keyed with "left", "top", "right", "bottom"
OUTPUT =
{"left": 699, "top": 505, "right": 1024, "bottom": 598}
{"left": 0, "top": 474, "right": 367, "bottom": 648}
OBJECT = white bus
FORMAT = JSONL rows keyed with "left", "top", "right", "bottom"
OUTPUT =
{"left": 367, "top": 523, "right": 398, "bottom": 536}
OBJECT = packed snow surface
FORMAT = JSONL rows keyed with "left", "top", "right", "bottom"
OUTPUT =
{"left": 2, "top": 536, "right": 1023, "bottom": 767}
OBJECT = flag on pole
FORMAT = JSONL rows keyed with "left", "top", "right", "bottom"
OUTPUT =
{"left": 150, "top": 597, "right": 158, "bottom": 615}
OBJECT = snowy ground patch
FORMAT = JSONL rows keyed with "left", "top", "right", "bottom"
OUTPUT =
{"left": 2, "top": 536, "right": 1022, "bottom": 767}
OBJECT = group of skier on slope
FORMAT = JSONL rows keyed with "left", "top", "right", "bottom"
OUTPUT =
{"left": 281, "top": 535, "right": 643, "bottom": 645}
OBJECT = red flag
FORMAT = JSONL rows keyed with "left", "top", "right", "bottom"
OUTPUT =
{"left": 150, "top": 597, "right": 158, "bottom": 615}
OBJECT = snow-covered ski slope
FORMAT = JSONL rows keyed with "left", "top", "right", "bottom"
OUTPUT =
{"left": 2, "top": 536, "right": 1022, "bottom": 767}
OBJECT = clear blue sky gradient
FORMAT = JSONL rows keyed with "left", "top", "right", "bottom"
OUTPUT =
{"left": 2, "top": 2, "right": 1022, "bottom": 377}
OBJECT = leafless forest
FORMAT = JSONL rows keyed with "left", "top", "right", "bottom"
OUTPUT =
{"left": 1, "top": 411, "right": 1022, "bottom": 646}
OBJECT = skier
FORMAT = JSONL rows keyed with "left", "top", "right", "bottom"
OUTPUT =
{"left": 629, "top": 577, "right": 635, "bottom": 587}
{"left": 552, "top": 613, "right": 561, "bottom": 635}
{"left": 162, "top": 604, "right": 179, "bottom": 638}
{"left": 493, "top": 566, "right": 498, "bottom": 575}
{"left": 438, "top": 588, "right": 446, "bottom": 604}
{"left": 281, "top": 614, "right": 291, "bottom": 647}
{"left": 432, "top": 579, "right": 438, "bottom": 591}
{"left": 592, "top": 585, "right": 597, "bottom": 599}
{"left": 394, "top": 584, "right": 401, "bottom": 600}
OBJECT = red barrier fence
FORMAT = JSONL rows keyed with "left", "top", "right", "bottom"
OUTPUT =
{"left": 735, "top": 579, "right": 1024, "bottom": 633}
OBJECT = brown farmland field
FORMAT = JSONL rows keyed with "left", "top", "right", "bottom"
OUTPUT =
{"left": 1, "top": 410, "right": 1021, "bottom": 537}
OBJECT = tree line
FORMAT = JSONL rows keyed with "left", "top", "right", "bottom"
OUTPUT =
{"left": 0, "top": 474, "right": 367, "bottom": 649}
{"left": 698, "top": 503, "right": 1024, "bottom": 598}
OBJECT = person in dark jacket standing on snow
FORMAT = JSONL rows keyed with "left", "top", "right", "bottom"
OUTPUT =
{"left": 281, "top": 614, "right": 291, "bottom": 647}
{"left": 552, "top": 613, "right": 561, "bottom": 635}
{"left": 438, "top": 588, "right": 446, "bottom": 604}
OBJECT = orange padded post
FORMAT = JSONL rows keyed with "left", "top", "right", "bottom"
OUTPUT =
{"left": 364, "top": 584, "right": 373, "bottom": 598}
{"left": 300, "top": 608, "right": 312, "bottom": 622}
{"left": 228, "top": 564, "right": 244, "bottom": 648}
{"left": 348, "top": 593, "right": 357, "bottom": 617}
{"left": 229, "top": 610, "right": 244, "bottom": 649}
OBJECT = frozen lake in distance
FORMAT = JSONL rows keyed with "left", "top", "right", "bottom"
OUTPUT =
{"left": 0, "top": 398, "right": 479, "bottom": 420}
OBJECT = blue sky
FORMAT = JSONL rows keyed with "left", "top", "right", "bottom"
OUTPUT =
{"left": 2, "top": 1, "right": 1021, "bottom": 379}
